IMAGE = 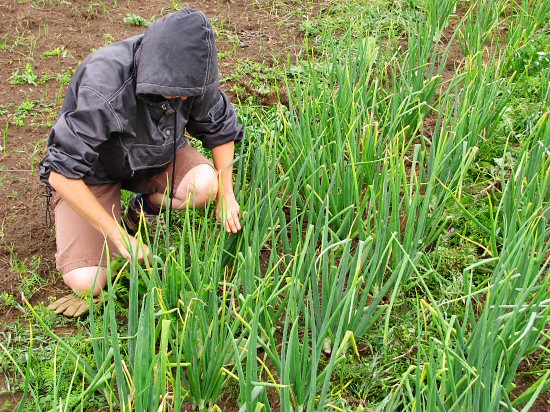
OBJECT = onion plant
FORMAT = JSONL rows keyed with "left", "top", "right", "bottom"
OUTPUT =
{"left": 8, "top": 0, "right": 549, "bottom": 410}
{"left": 381, "top": 113, "right": 549, "bottom": 411}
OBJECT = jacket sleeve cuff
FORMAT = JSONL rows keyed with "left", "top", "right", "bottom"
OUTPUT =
{"left": 40, "top": 146, "right": 95, "bottom": 183}
{"left": 203, "top": 123, "right": 244, "bottom": 150}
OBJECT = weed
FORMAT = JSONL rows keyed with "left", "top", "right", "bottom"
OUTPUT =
{"left": 253, "top": 0, "right": 315, "bottom": 21}
{"left": 0, "top": 34, "right": 9, "bottom": 50}
{"left": 9, "top": 253, "right": 45, "bottom": 300}
{"left": 508, "top": 31, "right": 550, "bottom": 76}
{"left": 9, "top": 64, "right": 38, "bottom": 86}
{"left": 56, "top": 68, "right": 74, "bottom": 86}
{"left": 223, "top": 59, "right": 287, "bottom": 103}
{"left": 2, "top": 123, "right": 8, "bottom": 154}
{"left": 0, "top": 292, "right": 18, "bottom": 310}
{"left": 0, "top": 304, "right": 106, "bottom": 411}
{"left": 26, "top": 137, "right": 49, "bottom": 175}
{"left": 123, "top": 13, "right": 154, "bottom": 27}
{"left": 104, "top": 33, "right": 114, "bottom": 45}
{"left": 11, "top": 29, "right": 31, "bottom": 51}
{"left": 160, "top": 1, "right": 186, "bottom": 14}
{"left": 42, "top": 47, "right": 63, "bottom": 59}
{"left": 80, "top": 1, "right": 109, "bottom": 20}
{"left": 298, "top": 0, "right": 416, "bottom": 54}
{"left": 11, "top": 100, "right": 35, "bottom": 127}
{"left": 18, "top": 0, "right": 70, "bottom": 8}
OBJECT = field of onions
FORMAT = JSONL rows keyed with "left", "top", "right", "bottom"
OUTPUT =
{"left": 3, "top": 0, "right": 549, "bottom": 411}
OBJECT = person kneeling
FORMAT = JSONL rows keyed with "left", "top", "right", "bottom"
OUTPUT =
{"left": 43, "top": 8, "right": 244, "bottom": 317}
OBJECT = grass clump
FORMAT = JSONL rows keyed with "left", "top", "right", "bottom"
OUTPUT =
{"left": 123, "top": 13, "right": 154, "bottom": 27}
{"left": 9, "top": 64, "right": 38, "bottom": 86}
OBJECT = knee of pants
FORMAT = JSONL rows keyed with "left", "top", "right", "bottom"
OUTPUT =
{"left": 195, "top": 167, "right": 219, "bottom": 204}
{"left": 177, "top": 165, "right": 218, "bottom": 207}
{"left": 63, "top": 266, "right": 107, "bottom": 296}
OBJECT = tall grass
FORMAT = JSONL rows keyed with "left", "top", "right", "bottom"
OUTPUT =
{"left": 380, "top": 112, "right": 549, "bottom": 412}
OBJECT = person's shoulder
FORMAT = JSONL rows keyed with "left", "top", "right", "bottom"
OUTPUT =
{"left": 78, "top": 35, "right": 143, "bottom": 99}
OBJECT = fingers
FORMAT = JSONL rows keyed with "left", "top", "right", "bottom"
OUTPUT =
{"left": 232, "top": 209, "right": 242, "bottom": 231}
{"left": 112, "top": 234, "right": 132, "bottom": 260}
{"left": 224, "top": 209, "right": 241, "bottom": 233}
{"left": 226, "top": 212, "right": 237, "bottom": 233}
{"left": 216, "top": 193, "right": 243, "bottom": 234}
{"left": 139, "top": 243, "right": 152, "bottom": 265}
{"left": 114, "top": 234, "right": 152, "bottom": 265}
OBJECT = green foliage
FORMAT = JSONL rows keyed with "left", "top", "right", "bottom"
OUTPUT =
{"left": 123, "top": 13, "right": 154, "bottom": 27}
{"left": 2, "top": 0, "right": 549, "bottom": 410}
{"left": 16, "top": 0, "right": 69, "bottom": 8}
{"left": 42, "top": 46, "right": 65, "bottom": 59}
{"left": 0, "top": 34, "right": 9, "bottom": 50}
{"left": 0, "top": 303, "right": 106, "bottom": 411}
{"left": 14, "top": 257, "right": 45, "bottom": 300}
{"left": 507, "top": 31, "right": 550, "bottom": 76}
{"left": 223, "top": 59, "right": 286, "bottom": 103}
{"left": 0, "top": 292, "right": 18, "bottom": 309}
{"left": 299, "top": 0, "right": 417, "bottom": 53}
{"left": 160, "top": 1, "right": 186, "bottom": 15}
{"left": 11, "top": 100, "right": 35, "bottom": 127}
{"left": 55, "top": 67, "right": 76, "bottom": 88}
{"left": 9, "top": 64, "right": 38, "bottom": 86}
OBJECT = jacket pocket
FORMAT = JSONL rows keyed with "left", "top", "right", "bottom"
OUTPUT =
{"left": 96, "top": 135, "right": 132, "bottom": 181}
{"left": 127, "top": 143, "right": 176, "bottom": 173}
{"left": 156, "top": 107, "right": 176, "bottom": 141}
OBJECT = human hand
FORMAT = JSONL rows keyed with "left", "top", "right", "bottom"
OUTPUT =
{"left": 111, "top": 231, "right": 152, "bottom": 264}
{"left": 216, "top": 192, "right": 242, "bottom": 233}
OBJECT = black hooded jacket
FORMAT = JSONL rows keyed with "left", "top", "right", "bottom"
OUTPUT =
{"left": 40, "top": 8, "right": 243, "bottom": 185}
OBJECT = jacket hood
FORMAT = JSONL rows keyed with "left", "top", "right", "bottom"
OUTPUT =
{"left": 136, "top": 8, "right": 219, "bottom": 98}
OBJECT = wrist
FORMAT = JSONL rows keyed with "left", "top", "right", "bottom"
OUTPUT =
{"left": 219, "top": 187, "right": 234, "bottom": 196}
{"left": 217, "top": 180, "right": 234, "bottom": 196}
{"left": 105, "top": 226, "right": 123, "bottom": 243}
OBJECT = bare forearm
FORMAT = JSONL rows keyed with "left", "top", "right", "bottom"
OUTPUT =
{"left": 212, "top": 141, "right": 235, "bottom": 194}
{"left": 212, "top": 141, "right": 241, "bottom": 233}
{"left": 48, "top": 171, "right": 120, "bottom": 239}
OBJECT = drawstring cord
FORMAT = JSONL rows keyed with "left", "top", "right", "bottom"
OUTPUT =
{"left": 169, "top": 99, "right": 183, "bottom": 229}
{"left": 45, "top": 185, "right": 53, "bottom": 227}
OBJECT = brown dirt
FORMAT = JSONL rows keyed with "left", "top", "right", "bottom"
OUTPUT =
{"left": 511, "top": 355, "right": 550, "bottom": 412}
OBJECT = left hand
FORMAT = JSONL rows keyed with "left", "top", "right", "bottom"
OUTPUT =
{"left": 216, "top": 192, "right": 242, "bottom": 233}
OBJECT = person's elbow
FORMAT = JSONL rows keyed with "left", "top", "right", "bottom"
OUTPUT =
{"left": 48, "top": 170, "right": 70, "bottom": 190}
{"left": 48, "top": 170, "right": 60, "bottom": 188}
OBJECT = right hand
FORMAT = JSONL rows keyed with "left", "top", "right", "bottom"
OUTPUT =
{"left": 111, "top": 232, "right": 151, "bottom": 264}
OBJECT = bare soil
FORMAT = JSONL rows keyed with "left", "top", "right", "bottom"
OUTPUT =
{"left": 512, "top": 355, "right": 550, "bottom": 412}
